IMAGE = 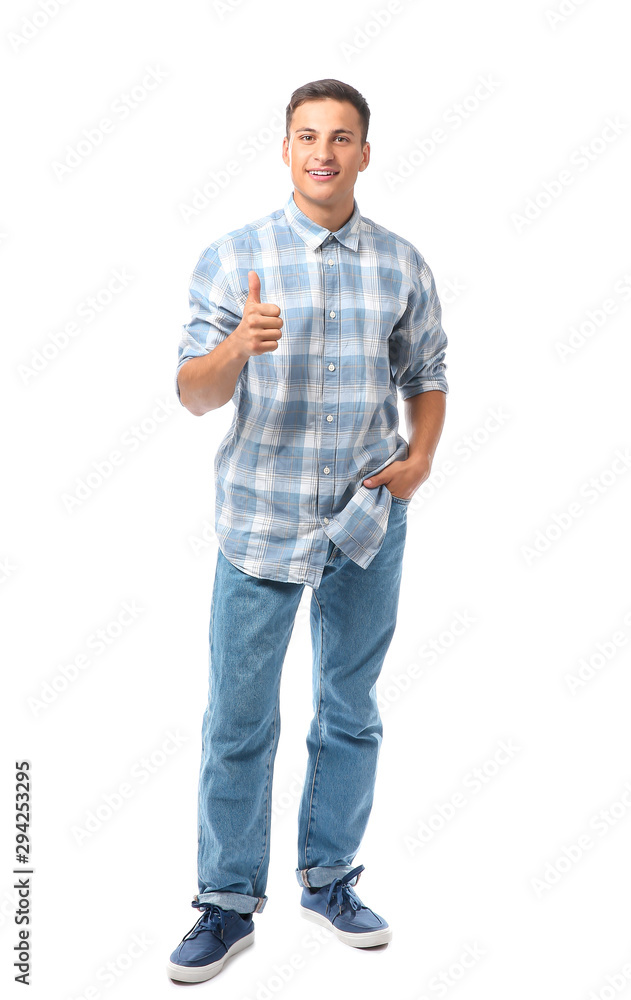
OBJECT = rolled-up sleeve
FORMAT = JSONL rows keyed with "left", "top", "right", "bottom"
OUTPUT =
{"left": 390, "top": 255, "right": 449, "bottom": 399}
{"left": 175, "top": 246, "right": 243, "bottom": 404}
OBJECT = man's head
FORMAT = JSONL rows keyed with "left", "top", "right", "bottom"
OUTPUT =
{"left": 282, "top": 79, "right": 370, "bottom": 216}
{"left": 285, "top": 79, "right": 370, "bottom": 147}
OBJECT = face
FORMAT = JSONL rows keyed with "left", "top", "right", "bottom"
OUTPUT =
{"left": 282, "top": 98, "right": 370, "bottom": 211}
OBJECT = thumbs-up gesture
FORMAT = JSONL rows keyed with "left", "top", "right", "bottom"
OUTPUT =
{"left": 232, "top": 270, "right": 283, "bottom": 359}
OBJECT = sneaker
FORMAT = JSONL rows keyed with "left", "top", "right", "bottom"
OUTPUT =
{"left": 299, "top": 864, "right": 392, "bottom": 948}
{"left": 166, "top": 899, "right": 255, "bottom": 982}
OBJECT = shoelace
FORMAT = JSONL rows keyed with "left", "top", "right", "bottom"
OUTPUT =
{"left": 182, "top": 899, "right": 226, "bottom": 941}
{"left": 325, "top": 864, "right": 365, "bottom": 917}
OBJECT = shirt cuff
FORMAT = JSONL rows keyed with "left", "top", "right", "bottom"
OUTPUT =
{"left": 399, "top": 381, "right": 449, "bottom": 399}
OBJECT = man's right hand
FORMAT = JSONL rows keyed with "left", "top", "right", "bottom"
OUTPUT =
{"left": 231, "top": 270, "right": 283, "bottom": 358}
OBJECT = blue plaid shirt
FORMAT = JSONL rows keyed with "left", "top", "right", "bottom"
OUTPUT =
{"left": 176, "top": 191, "right": 448, "bottom": 587}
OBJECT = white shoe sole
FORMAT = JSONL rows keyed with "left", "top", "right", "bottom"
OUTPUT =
{"left": 300, "top": 904, "right": 392, "bottom": 947}
{"left": 166, "top": 927, "right": 254, "bottom": 982}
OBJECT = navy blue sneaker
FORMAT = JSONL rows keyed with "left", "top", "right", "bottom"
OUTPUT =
{"left": 166, "top": 899, "right": 254, "bottom": 982}
{"left": 299, "top": 864, "right": 392, "bottom": 948}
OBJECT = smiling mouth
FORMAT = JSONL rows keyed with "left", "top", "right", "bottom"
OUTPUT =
{"left": 307, "top": 169, "right": 339, "bottom": 177}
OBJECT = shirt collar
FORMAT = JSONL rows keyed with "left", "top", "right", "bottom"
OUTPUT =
{"left": 283, "top": 191, "right": 361, "bottom": 252}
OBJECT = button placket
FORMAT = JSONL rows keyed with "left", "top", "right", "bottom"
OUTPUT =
{"left": 321, "top": 238, "right": 339, "bottom": 526}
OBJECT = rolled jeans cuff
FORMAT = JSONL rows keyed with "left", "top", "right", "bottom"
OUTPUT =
{"left": 194, "top": 891, "right": 267, "bottom": 914}
{"left": 295, "top": 865, "right": 360, "bottom": 889}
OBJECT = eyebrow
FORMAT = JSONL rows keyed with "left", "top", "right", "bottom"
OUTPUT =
{"left": 294, "top": 127, "right": 355, "bottom": 136}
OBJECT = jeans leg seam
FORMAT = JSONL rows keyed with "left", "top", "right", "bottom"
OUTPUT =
{"left": 303, "top": 589, "right": 325, "bottom": 871}
{"left": 251, "top": 682, "right": 280, "bottom": 895}
{"left": 197, "top": 577, "right": 218, "bottom": 883}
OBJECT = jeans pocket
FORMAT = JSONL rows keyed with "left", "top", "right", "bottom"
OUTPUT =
{"left": 390, "top": 494, "right": 411, "bottom": 505}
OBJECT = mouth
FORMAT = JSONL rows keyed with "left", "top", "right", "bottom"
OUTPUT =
{"left": 307, "top": 169, "right": 339, "bottom": 181}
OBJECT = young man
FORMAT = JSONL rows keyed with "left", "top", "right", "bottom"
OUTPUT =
{"left": 167, "top": 78, "right": 448, "bottom": 983}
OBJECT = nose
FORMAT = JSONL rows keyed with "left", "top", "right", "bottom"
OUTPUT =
{"left": 312, "top": 141, "right": 336, "bottom": 162}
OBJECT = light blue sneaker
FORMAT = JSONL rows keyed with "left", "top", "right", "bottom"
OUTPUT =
{"left": 299, "top": 864, "right": 392, "bottom": 948}
{"left": 166, "top": 900, "right": 254, "bottom": 982}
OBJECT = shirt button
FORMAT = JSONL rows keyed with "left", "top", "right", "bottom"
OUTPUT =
{"left": 323, "top": 466, "right": 330, "bottom": 475}
{"left": 327, "top": 259, "right": 334, "bottom": 266}
{"left": 326, "top": 414, "right": 333, "bottom": 422}
{"left": 323, "top": 517, "right": 330, "bottom": 524}
{"left": 329, "top": 310, "right": 336, "bottom": 319}
{"left": 328, "top": 363, "right": 335, "bottom": 371}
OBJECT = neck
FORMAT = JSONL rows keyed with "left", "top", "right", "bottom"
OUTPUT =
{"left": 292, "top": 189, "right": 355, "bottom": 233}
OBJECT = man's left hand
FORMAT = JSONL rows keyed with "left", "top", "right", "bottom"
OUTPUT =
{"left": 363, "top": 456, "right": 431, "bottom": 501}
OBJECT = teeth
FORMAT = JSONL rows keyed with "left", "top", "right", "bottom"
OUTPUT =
{"left": 310, "top": 170, "right": 335, "bottom": 175}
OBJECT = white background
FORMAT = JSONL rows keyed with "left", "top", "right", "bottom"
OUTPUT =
{"left": 2, "top": 0, "right": 631, "bottom": 997}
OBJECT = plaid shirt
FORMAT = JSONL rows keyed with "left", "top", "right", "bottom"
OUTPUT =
{"left": 176, "top": 191, "right": 448, "bottom": 587}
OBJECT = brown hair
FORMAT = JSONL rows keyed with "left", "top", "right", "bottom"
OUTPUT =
{"left": 286, "top": 79, "right": 370, "bottom": 146}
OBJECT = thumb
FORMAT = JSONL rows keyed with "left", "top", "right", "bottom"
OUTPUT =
{"left": 247, "top": 270, "right": 261, "bottom": 304}
{"left": 363, "top": 473, "right": 381, "bottom": 487}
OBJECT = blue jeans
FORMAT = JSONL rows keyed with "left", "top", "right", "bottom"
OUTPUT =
{"left": 195, "top": 496, "right": 410, "bottom": 914}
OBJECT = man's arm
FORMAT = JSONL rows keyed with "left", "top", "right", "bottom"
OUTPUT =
{"left": 178, "top": 337, "right": 249, "bottom": 416}
{"left": 404, "top": 388, "right": 446, "bottom": 479}
{"left": 178, "top": 270, "right": 283, "bottom": 417}
{"left": 399, "top": 254, "right": 448, "bottom": 489}
{"left": 363, "top": 389, "right": 446, "bottom": 499}
{"left": 363, "top": 252, "right": 449, "bottom": 498}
